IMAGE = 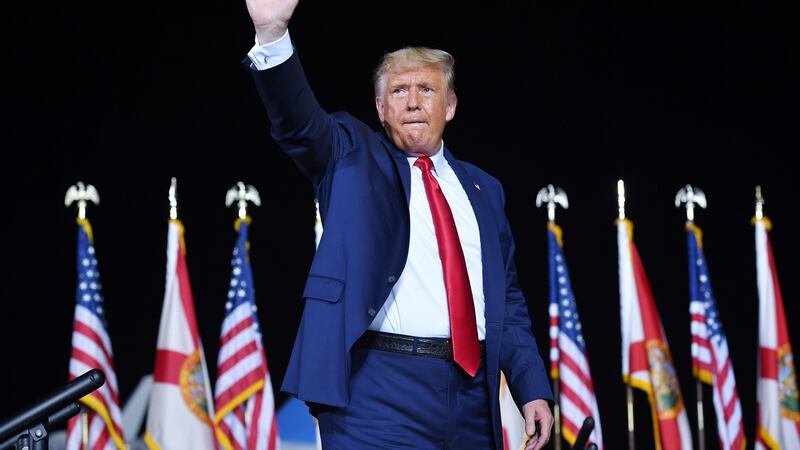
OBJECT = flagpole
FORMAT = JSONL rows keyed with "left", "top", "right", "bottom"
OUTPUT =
{"left": 617, "top": 180, "right": 636, "bottom": 450}
{"left": 81, "top": 410, "right": 89, "bottom": 450}
{"left": 147, "top": 179, "right": 218, "bottom": 450}
{"left": 695, "top": 380, "right": 705, "bottom": 450}
{"left": 168, "top": 177, "right": 178, "bottom": 220}
{"left": 675, "top": 184, "right": 708, "bottom": 450}
{"left": 65, "top": 182, "right": 100, "bottom": 450}
{"left": 536, "top": 184, "right": 569, "bottom": 450}
{"left": 219, "top": 182, "right": 273, "bottom": 447}
{"left": 754, "top": 185, "right": 764, "bottom": 221}
{"left": 552, "top": 380, "right": 562, "bottom": 450}
{"left": 626, "top": 385, "right": 635, "bottom": 450}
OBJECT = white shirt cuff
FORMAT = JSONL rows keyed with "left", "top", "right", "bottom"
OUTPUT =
{"left": 247, "top": 29, "right": 294, "bottom": 71}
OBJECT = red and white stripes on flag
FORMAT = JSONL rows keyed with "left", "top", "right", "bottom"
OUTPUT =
{"left": 754, "top": 217, "right": 800, "bottom": 450}
{"left": 690, "top": 302, "right": 713, "bottom": 385}
{"left": 66, "top": 219, "right": 125, "bottom": 450}
{"left": 214, "top": 218, "right": 279, "bottom": 450}
{"left": 548, "top": 223, "right": 603, "bottom": 448}
{"left": 145, "top": 220, "right": 217, "bottom": 450}
{"left": 618, "top": 218, "right": 693, "bottom": 450}
{"left": 686, "top": 224, "right": 745, "bottom": 450}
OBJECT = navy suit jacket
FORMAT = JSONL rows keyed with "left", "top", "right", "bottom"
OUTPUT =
{"left": 251, "top": 52, "right": 552, "bottom": 449}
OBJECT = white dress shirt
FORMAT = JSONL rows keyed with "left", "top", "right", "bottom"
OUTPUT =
{"left": 369, "top": 148, "right": 485, "bottom": 340}
{"left": 249, "top": 36, "right": 486, "bottom": 340}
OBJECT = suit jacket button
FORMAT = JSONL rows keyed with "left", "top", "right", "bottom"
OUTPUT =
{"left": 367, "top": 308, "right": 377, "bottom": 317}
{"left": 387, "top": 275, "right": 396, "bottom": 283}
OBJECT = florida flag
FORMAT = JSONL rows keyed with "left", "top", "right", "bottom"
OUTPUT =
{"left": 499, "top": 372, "right": 526, "bottom": 450}
{"left": 755, "top": 217, "right": 800, "bottom": 450}
{"left": 618, "top": 218, "right": 693, "bottom": 450}
{"left": 145, "top": 220, "right": 217, "bottom": 450}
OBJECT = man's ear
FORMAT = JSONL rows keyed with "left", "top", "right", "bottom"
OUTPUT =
{"left": 445, "top": 95, "right": 457, "bottom": 122}
{"left": 375, "top": 97, "right": 385, "bottom": 123}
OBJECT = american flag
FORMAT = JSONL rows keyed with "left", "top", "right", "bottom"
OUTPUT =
{"left": 687, "top": 239, "right": 713, "bottom": 384}
{"left": 548, "top": 223, "right": 603, "bottom": 449}
{"left": 214, "top": 219, "right": 280, "bottom": 450}
{"left": 65, "top": 219, "right": 125, "bottom": 450}
{"left": 686, "top": 225, "right": 745, "bottom": 450}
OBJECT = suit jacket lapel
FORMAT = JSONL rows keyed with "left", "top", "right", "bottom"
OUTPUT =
{"left": 443, "top": 147, "right": 495, "bottom": 244}
{"left": 377, "top": 130, "right": 412, "bottom": 204}
{"left": 444, "top": 148, "right": 504, "bottom": 324}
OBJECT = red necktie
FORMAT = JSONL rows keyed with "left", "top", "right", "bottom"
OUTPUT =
{"left": 414, "top": 156, "right": 480, "bottom": 377}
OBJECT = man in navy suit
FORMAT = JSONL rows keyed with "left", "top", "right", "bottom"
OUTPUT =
{"left": 243, "top": 0, "right": 553, "bottom": 448}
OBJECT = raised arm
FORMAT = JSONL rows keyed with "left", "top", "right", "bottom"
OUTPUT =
{"left": 244, "top": 0, "right": 348, "bottom": 184}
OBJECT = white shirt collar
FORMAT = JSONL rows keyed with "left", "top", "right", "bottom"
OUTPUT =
{"left": 407, "top": 141, "right": 446, "bottom": 174}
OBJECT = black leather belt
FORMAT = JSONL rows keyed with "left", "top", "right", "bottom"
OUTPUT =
{"left": 356, "top": 330, "right": 485, "bottom": 360}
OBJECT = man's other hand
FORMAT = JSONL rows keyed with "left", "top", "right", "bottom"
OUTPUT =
{"left": 522, "top": 399, "right": 553, "bottom": 450}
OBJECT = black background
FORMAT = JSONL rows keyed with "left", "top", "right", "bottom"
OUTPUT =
{"left": 3, "top": 0, "right": 798, "bottom": 448}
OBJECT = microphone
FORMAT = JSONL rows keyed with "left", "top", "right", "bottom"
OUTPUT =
{"left": 45, "top": 403, "right": 82, "bottom": 429}
{"left": 0, "top": 369, "right": 105, "bottom": 444}
{"left": 571, "top": 416, "right": 595, "bottom": 450}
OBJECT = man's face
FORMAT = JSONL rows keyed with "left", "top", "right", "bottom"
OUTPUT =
{"left": 375, "top": 65, "right": 457, "bottom": 156}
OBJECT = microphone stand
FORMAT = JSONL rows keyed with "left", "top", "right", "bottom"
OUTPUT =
{"left": 0, "top": 369, "right": 105, "bottom": 450}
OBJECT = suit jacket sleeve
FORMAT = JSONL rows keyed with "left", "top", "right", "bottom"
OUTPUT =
{"left": 495, "top": 182, "right": 554, "bottom": 408}
{"left": 249, "top": 52, "right": 353, "bottom": 185}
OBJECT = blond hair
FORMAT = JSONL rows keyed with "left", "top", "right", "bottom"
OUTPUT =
{"left": 373, "top": 47, "right": 456, "bottom": 99}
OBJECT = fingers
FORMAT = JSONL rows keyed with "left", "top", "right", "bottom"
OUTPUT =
{"left": 525, "top": 434, "right": 539, "bottom": 450}
{"left": 533, "top": 407, "right": 553, "bottom": 450}
{"left": 523, "top": 412, "right": 538, "bottom": 450}
{"left": 525, "top": 414, "right": 537, "bottom": 437}
{"left": 533, "top": 428, "right": 550, "bottom": 449}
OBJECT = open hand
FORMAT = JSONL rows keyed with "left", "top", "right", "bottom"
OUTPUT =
{"left": 244, "top": 0, "right": 298, "bottom": 44}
